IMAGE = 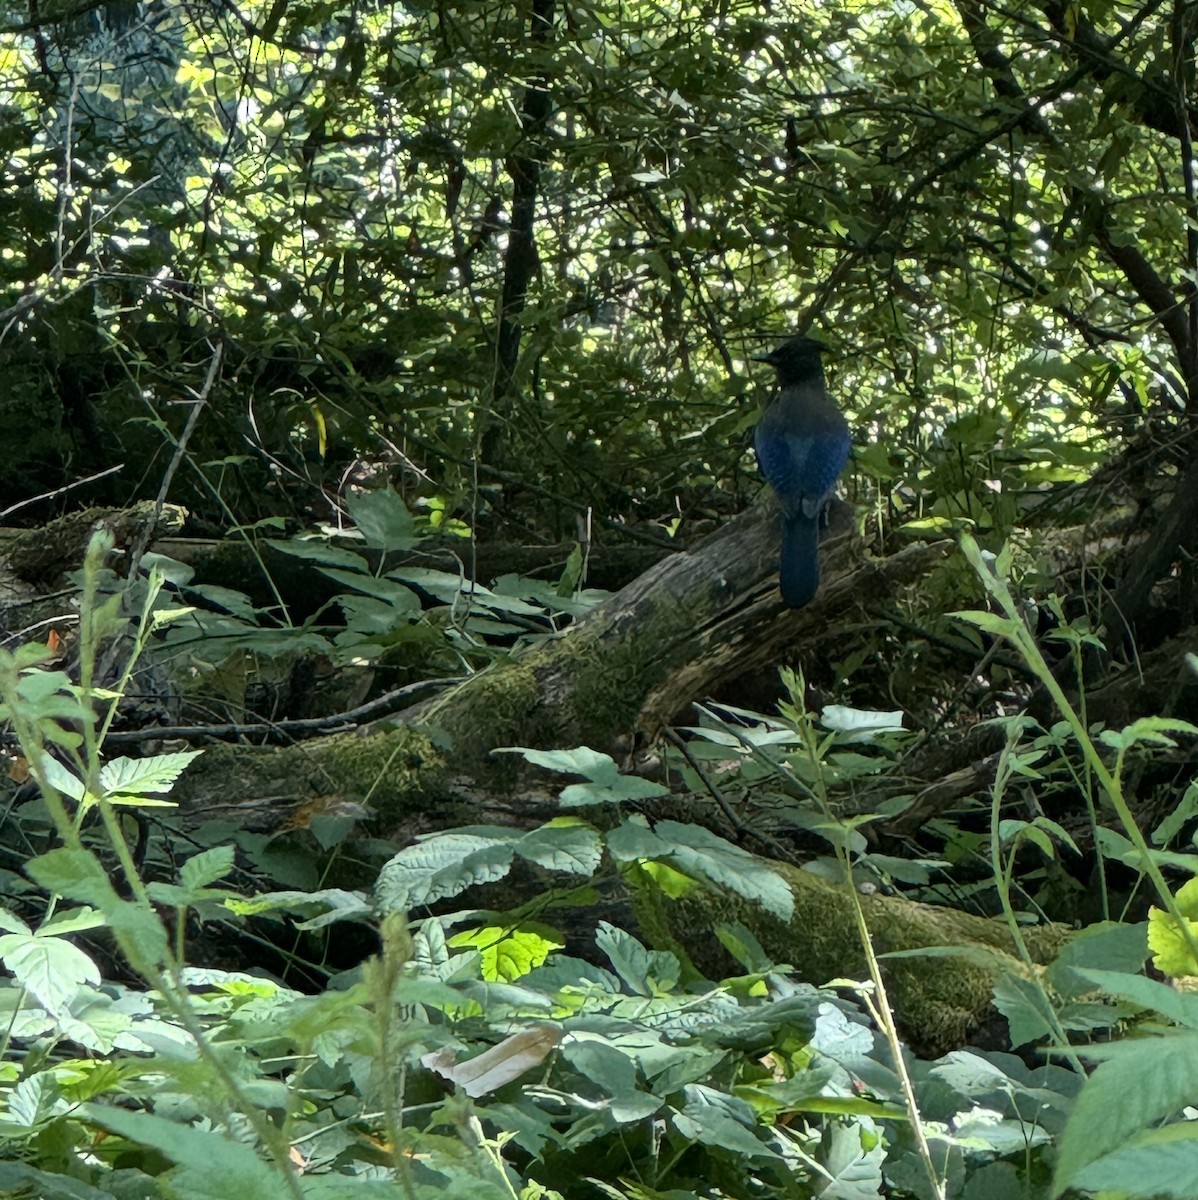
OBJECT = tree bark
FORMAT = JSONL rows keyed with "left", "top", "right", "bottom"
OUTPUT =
{"left": 169, "top": 500, "right": 947, "bottom": 831}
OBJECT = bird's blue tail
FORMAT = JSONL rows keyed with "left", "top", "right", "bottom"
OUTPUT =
{"left": 779, "top": 513, "right": 820, "bottom": 608}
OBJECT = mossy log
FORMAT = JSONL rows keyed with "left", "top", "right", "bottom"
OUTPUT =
{"left": 170, "top": 499, "right": 948, "bottom": 833}
{"left": 159, "top": 504, "right": 1057, "bottom": 1052}
{"left": 647, "top": 864, "right": 1070, "bottom": 1056}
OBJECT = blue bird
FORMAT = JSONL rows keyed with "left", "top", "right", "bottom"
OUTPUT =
{"left": 753, "top": 336, "right": 851, "bottom": 608}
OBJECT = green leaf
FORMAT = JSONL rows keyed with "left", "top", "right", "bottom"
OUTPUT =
{"left": 38, "top": 907, "right": 105, "bottom": 937}
{"left": 80, "top": 1104, "right": 296, "bottom": 1200}
{"left": 1104, "top": 717, "right": 1198, "bottom": 752}
{"left": 951, "top": 609, "right": 1019, "bottom": 638}
{"left": 1155, "top": 781, "right": 1198, "bottom": 847}
{"left": 606, "top": 818, "right": 671, "bottom": 861}
{"left": 654, "top": 821, "right": 794, "bottom": 921}
{"left": 321, "top": 567, "right": 420, "bottom": 609}
{"left": 715, "top": 921, "right": 773, "bottom": 974}
{"left": 0, "top": 932, "right": 99, "bottom": 1012}
{"left": 27, "top": 850, "right": 120, "bottom": 907}
{"left": 268, "top": 540, "right": 371, "bottom": 571}
{"left": 594, "top": 922, "right": 679, "bottom": 996}
{"left": 672, "top": 1102, "right": 780, "bottom": 1160}
{"left": 498, "top": 746, "right": 669, "bottom": 806}
{"left": 820, "top": 705, "right": 906, "bottom": 738}
{"left": 346, "top": 485, "right": 418, "bottom": 550}
{"left": 36, "top": 754, "right": 87, "bottom": 802}
{"left": 1070, "top": 968, "right": 1198, "bottom": 1029}
{"left": 991, "top": 973, "right": 1058, "bottom": 1049}
{"left": 180, "top": 845, "right": 236, "bottom": 892}
{"left": 100, "top": 750, "right": 203, "bottom": 796}
{"left": 1148, "top": 903, "right": 1198, "bottom": 977}
{"left": 515, "top": 819, "right": 603, "bottom": 874}
{"left": 1069, "top": 1124, "right": 1198, "bottom": 1198}
{"left": 1052, "top": 1033, "right": 1198, "bottom": 1196}
{"left": 559, "top": 775, "right": 667, "bottom": 807}
{"left": 1048, "top": 921, "right": 1150, "bottom": 995}
{"left": 448, "top": 923, "right": 563, "bottom": 982}
{"left": 498, "top": 745, "right": 620, "bottom": 781}
{"left": 0, "top": 1161, "right": 114, "bottom": 1200}
{"left": 560, "top": 1038, "right": 660, "bottom": 1123}
{"left": 376, "top": 831, "right": 516, "bottom": 912}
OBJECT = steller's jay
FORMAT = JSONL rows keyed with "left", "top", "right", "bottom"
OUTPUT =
{"left": 753, "top": 335, "right": 851, "bottom": 608}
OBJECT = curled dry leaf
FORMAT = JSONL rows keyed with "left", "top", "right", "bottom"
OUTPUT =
{"left": 421, "top": 1025, "right": 563, "bottom": 1097}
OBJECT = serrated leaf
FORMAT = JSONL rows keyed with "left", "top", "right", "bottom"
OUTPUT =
{"left": 1053, "top": 1033, "right": 1198, "bottom": 1196}
{"left": 376, "top": 832, "right": 516, "bottom": 912}
{"left": 180, "top": 846, "right": 235, "bottom": 892}
{"left": 0, "top": 933, "right": 99, "bottom": 1012}
{"left": 448, "top": 924, "right": 563, "bottom": 982}
{"left": 80, "top": 1104, "right": 295, "bottom": 1200}
{"left": 515, "top": 820, "right": 603, "bottom": 873}
{"left": 99, "top": 751, "right": 202, "bottom": 796}
{"left": 653, "top": 821, "right": 794, "bottom": 921}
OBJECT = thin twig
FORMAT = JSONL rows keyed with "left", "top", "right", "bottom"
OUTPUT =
{"left": 98, "top": 676, "right": 462, "bottom": 745}
{"left": 0, "top": 465, "right": 125, "bottom": 520}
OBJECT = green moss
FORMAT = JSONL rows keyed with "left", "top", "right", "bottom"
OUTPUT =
{"left": 650, "top": 862, "right": 1070, "bottom": 1055}
{"left": 314, "top": 727, "right": 446, "bottom": 825}
{"left": 415, "top": 658, "right": 545, "bottom": 758}
{"left": 174, "top": 726, "right": 447, "bottom": 830}
{"left": 556, "top": 598, "right": 701, "bottom": 747}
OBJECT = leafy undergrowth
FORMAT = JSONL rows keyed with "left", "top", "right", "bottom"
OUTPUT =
{"left": 3, "top": 532, "right": 1198, "bottom": 1200}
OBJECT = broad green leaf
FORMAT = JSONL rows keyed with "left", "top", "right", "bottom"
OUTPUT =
{"left": 81, "top": 1104, "right": 295, "bottom": 1200}
{"left": 376, "top": 832, "right": 516, "bottom": 912}
{"left": 991, "top": 973, "right": 1058, "bottom": 1049}
{"left": 268, "top": 539, "right": 372, "bottom": 570}
{"left": 36, "top": 754, "right": 86, "bottom": 802}
{"left": 180, "top": 845, "right": 236, "bottom": 892}
{"left": 594, "top": 922, "right": 679, "bottom": 996}
{"left": 1070, "top": 968, "right": 1198, "bottom": 1029}
{"left": 1069, "top": 1124, "right": 1198, "bottom": 1198}
{"left": 672, "top": 1103, "right": 780, "bottom": 1160}
{"left": 1048, "top": 921, "right": 1151, "bottom": 994}
{"left": 99, "top": 751, "right": 203, "bottom": 796}
{"left": 1052, "top": 1032, "right": 1198, "bottom": 1195}
{"left": 0, "top": 1161, "right": 113, "bottom": 1200}
{"left": 498, "top": 745, "right": 619, "bottom": 781}
{"left": 654, "top": 821, "right": 794, "bottom": 921}
{"left": 448, "top": 924, "right": 563, "bottom": 982}
{"left": 0, "top": 933, "right": 99, "bottom": 1012}
{"left": 515, "top": 819, "right": 603, "bottom": 873}
{"left": 951, "top": 609, "right": 1018, "bottom": 638}
{"left": 26, "top": 850, "right": 119, "bottom": 907}
{"left": 38, "top": 908, "right": 105, "bottom": 937}
{"left": 346, "top": 485, "right": 418, "bottom": 550}
{"left": 820, "top": 705, "right": 906, "bottom": 738}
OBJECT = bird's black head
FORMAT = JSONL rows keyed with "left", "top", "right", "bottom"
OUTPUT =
{"left": 753, "top": 335, "right": 828, "bottom": 387}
